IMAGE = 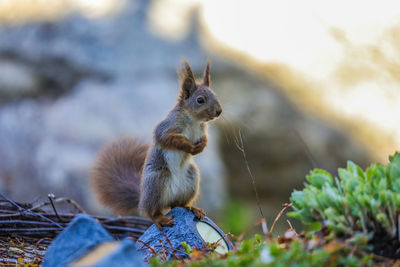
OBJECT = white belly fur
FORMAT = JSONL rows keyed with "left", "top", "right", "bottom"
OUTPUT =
{"left": 162, "top": 150, "right": 192, "bottom": 204}
{"left": 161, "top": 123, "right": 205, "bottom": 205}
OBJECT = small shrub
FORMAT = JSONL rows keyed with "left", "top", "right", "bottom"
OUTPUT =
{"left": 289, "top": 152, "right": 400, "bottom": 257}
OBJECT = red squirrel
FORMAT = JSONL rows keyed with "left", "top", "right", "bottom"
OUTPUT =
{"left": 90, "top": 60, "right": 222, "bottom": 230}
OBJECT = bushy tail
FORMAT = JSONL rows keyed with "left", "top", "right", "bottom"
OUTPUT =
{"left": 90, "top": 138, "right": 149, "bottom": 215}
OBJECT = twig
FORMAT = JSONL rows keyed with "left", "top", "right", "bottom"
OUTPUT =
{"left": 57, "top": 197, "right": 86, "bottom": 214}
{"left": 270, "top": 203, "right": 293, "bottom": 233}
{"left": 28, "top": 196, "right": 40, "bottom": 206}
{"left": 237, "top": 218, "right": 265, "bottom": 242}
{"left": 0, "top": 196, "right": 152, "bottom": 241}
{"left": 0, "top": 220, "right": 67, "bottom": 226}
{"left": 159, "top": 240, "right": 168, "bottom": 261}
{"left": 48, "top": 193, "right": 63, "bottom": 222}
{"left": 235, "top": 129, "right": 269, "bottom": 236}
{"left": 161, "top": 230, "right": 174, "bottom": 251}
{"left": 161, "top": 230, "right": 183, "bottom": 260}
{"left": 30, "top": 197, "right": 86, "bottom": 214}
{"left": 209, "top": 233, "right": 230, "bottom": 253}
{"left": 286, "top": 219, "right": 294, "bottom": 230}
{"left": 33, "top": 237, "right": 52, "bottom": 264}
{"left": 102, "top": 225, "right": 147, "bottom": 234}
{"left": 130, "top": 236, "right": 156, "bottom": 255}
{"left": 0, "top": 192, "right": 24, "bottom": 211}
{"left": 1, "top": 227, "right": 61, "bottom": 231}
{"left": 292, "top": 129, "right": 318, "bottom": 168}
{"left": 0, "top": 192, "right": 63, "bottom": 229}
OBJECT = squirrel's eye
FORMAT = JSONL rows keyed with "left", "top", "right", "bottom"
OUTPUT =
{"left": 196, "top": 96, "right": 205, "bottom": 104}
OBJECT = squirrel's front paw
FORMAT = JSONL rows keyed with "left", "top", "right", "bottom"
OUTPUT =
{"left": 185, "top": 206, "right": 206, "bottom": 219}
{"left": 190, "top": 145, "right": 204, "bottom": 155}
{"left": 190, "top": 136, "right": 207, "bottom": 155}
{"left": 153, "top": 215, "right": 175, "bottom": 231}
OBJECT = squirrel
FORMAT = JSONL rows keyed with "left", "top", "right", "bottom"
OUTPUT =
{"left": 90, "top": 60, "right": 222, "bottom": 230}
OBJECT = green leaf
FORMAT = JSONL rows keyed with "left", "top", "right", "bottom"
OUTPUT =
{"left": 306, "top": 169, "right": 333, "bottom": 188}
{"left": 306, "top": 221, "right": 322, "bottom": 232}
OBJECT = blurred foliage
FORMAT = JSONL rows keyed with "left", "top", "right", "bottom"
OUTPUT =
{"left": 220, "top": 199, "right": 252, "bottom": 236}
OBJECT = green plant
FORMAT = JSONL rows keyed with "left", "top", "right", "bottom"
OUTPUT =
{"left": 149, "top": 233, "right": 371, "bottom": 267}
{"left": 289, "top": 152, "right": 400, "bottom": 257}
{"left": 147, "top": 153, "right": 400, "bottom": 266}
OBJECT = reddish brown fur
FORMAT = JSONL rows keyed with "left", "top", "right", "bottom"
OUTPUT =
{"left": 159, "top": 133, "right": 207, "bottom": 155}
{"left": 185, "top": 206, "right": 205, "bottom": 219}
{"left": 193, "top": 135, "right": 207, "bottom": 155}
{"left": 90, "top": 138, "right": 149, "bottom": 215}
{"left": 150, "top": 210, "right": 175, "bottom": 230}
{"left": 159, "top": 133, "right": 194, "bottom": 153}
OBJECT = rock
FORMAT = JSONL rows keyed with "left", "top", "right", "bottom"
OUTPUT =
{"left": 137, "top": 207, "right": 233, "bottom": 261}
{"left": 43, "top": 214, "right": 147, "bottom": 267}
{"left": 0, "top": 51, "right": 101, "bottom": 102}
{"left": 0, "top": 59, "right": 39, "bottom": 98}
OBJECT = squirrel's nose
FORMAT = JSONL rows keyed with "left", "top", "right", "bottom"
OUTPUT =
{"left": 216, "top": 109, "right": 222, "bottom": 117}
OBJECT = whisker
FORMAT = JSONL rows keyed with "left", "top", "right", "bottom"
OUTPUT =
{"left": 220, "top": 116, "right": 231, "bottom": 145}
{"left": 220, "top": 114, "right": 242, "bottom": 146}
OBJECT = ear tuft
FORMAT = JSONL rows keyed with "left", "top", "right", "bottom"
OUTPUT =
{"left": 202, "top": 60, "right": 211, "bottom": 87}
{"left": 183, "top": 77, "right": 193, "bottom": 88}
{"left": 178, "top": 59, "right": 197, "bottom": 99}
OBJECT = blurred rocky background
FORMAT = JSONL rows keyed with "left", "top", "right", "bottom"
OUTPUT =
{"left": 0, "top": 0, "right": 399, "bottom": 235}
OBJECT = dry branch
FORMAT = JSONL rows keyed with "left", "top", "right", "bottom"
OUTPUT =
{"left": 0, "top": 194, "right": 152, "bottom": 265}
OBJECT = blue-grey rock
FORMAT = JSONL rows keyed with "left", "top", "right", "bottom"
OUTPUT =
{"left": 43, "top": 214, "right": 147, "bottom": 267}
{"left": 137, "top": 207, "right": 233, "bottom": 261}
{"left": 91, "top": 238, "right": 148, "bottom": 267}
{"left": 43, "top": 214, "right": 114, "bottom": 267}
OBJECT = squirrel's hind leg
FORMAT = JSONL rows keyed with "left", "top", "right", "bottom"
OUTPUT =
{"left": 150, "top": 210, "right": 175, "bottom": 231}
{"left": 185, "top": 206, "right": 206, "bottom": 219}
{"left": 183, "top": 164, "right": 205, "bottom": 219}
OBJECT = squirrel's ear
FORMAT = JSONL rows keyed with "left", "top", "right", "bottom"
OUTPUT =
{"left": 202, "top": 60, "right": 211, "bottom": 87}
{"left": 179, "top": 60, "right": 197, "bottom": 99}
{"left": 182, "top": 77, "right": 195, "bottom": 98}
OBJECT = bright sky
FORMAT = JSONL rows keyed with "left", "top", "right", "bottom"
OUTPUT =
{"left": 0, "top": 0, "right": 121, "bottom": 21}
{"left": 149, "top": 0, "right": 400, "bottom": 161}
{"left": 0, "top": 0, "right": 399, "bottom": 160}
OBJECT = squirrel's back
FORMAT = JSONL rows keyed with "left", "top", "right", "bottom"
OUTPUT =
{"left": 90, "top": 138, "right": 149, "bottom": 215}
